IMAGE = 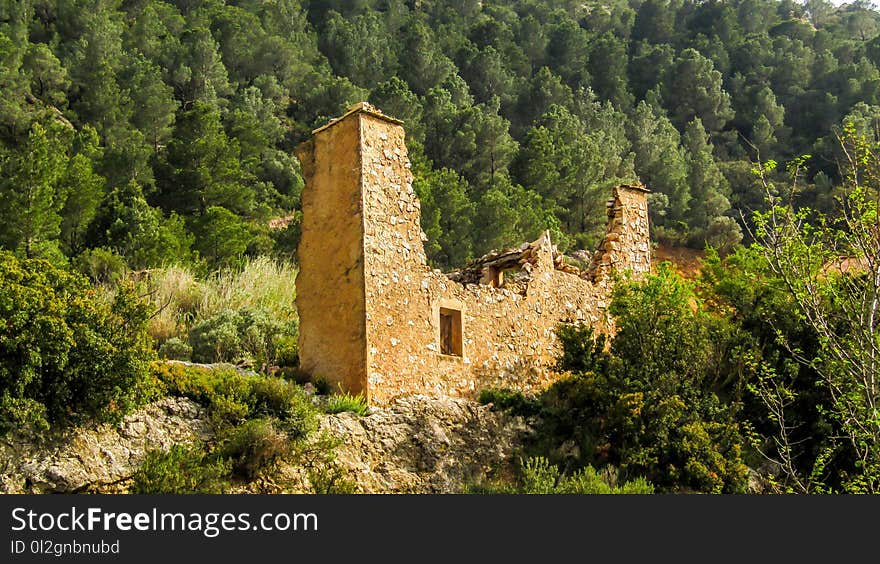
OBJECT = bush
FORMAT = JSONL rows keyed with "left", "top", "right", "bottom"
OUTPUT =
{"left": 74, "top": 247, "right": 127, "bottom": 286}
{"left": 158, "top": 337, "right": 192, "bottom": 361}
{"left": 532, "top": 265, "right": 749, "bottom": 493}
{"left": 249, "top": 376, "right": 318, "bottom": 437}
{"left": 139, "top": 257, "right": 298, "bottom": 351}
{"left": 188, "top": 307, "right": 296, "bottom": 365}
{"left": 187, "top": 309, "right": 243, "bottom": 363}
{"left": 304, "top": 433, "right": 358, "bottom": 494}
{"left": 140, "top": 363, "right": 338, "bottom": 492}
{"left": 0, "top": 252, "right": 154, "bottom": 432}
{"left": 480, "top": 457, "right": 653, "bottom": 494}
{"left": 478, "top": 388, "right": 541, "bottom": 418}
{"left": 700, "top": 247, "right": 852, "bottom": 492}
{"left": 324, "top": 392, "right": 368, "bottom": 416}
{"left": 151, "top": 362, "right": 317, "bottom": 434}
{"left": 313, "top": 377, "right": 331, "bottom": 395}
{"left": 130, "top": 444, "right": 231, "bottom": 494}
{"left": 273, "top": 334, "right": 299, "bottom": 367}
{"left": 220, "top": 417, "right": 291, "bottom": 478}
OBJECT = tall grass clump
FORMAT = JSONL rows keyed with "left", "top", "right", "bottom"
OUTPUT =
{"left": 143, "top": 266, "right": 204, "bottom": 343}
{"left": 137, "top": 257, "right": 299, "bottom": 367}
{"left": 324, "top": 391, "right": 369, "bottom": 416}
{"left": 202, "top": 256, "right": 298, "bottom": 320}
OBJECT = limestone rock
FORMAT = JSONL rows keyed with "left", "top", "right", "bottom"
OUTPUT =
{"left": 0, "top": 398, "right": 210, "bottom": 493}
{"left": 317, "top": 394, "right": 532, "bottom": 493}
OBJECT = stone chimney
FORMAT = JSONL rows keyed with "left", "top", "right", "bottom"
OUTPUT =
{"left": 589, "top": 183, "right": 651, "bottom": 281}
{"left": 294, "top": 103, "right": 417, "bottom": 399}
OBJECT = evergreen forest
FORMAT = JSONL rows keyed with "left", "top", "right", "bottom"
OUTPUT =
{"left": 2, "top": 0, "right": 880, "bottom": 494}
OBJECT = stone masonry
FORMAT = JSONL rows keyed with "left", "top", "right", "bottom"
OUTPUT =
{"left": 295, "top": 103, "right": 650, "bottom": 405}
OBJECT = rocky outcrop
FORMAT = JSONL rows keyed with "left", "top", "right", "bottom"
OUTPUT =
{"left": 0, "top": 394, "right": 531, "bottom": 494}
{"left": 0, "top": 397, "right": 211, "bottom": 493}
{"left": 320, "top": 394, "right": 532, "bottom": 493}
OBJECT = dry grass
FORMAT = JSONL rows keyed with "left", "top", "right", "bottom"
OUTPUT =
{"left": 202, "top": 256, "right": 298, "bottom": 317}
{"left": 138, "top": 257, "right": 298, "bottom": 343}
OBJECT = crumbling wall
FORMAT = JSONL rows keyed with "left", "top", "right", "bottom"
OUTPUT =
{"left": 295, "top": 115, "right": 369, "bottom": 396}
{"left": 296, "top": 103, "right": 650, "bottom": 405}
{"left": 589, "top": 184, "right": 652, "bottom": 281}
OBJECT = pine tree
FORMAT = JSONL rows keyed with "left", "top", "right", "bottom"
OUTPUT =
{"left": 412, "top": 150, "right": 475, "bottom": 269}
{"left": 664, "top": 48, "right": 735, "bottom": 133}
{"left": 59, "top": 126, "right": 105, "bottom": 255}
{"left": 682, "top": 118, "right": 740, "bottom": 249}
{"left": 156, "top": 102, "right": 253, "bottom": 216}
{"left": 628, "top": 101, "right": 689, "bottom": 238}
{"left": 0, "top": 122, "right": 68, "bottom": 258}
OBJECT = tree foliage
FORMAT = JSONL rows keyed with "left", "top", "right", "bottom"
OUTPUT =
{"left": 511, "top": 265, "right": 749, "bottom": 493}
{"left": 0, "top": 0, "right": 876, "bottom": 269}
{"left": 0, "top": 251, "right": 153, "bottom": 431}
{"left": 747, "top": 125, "right": 880, "bottom": 492}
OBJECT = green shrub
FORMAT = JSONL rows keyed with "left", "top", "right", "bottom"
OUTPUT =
{"left": 139, "top": 257, "right": 298, "bottom": 356}
{"left": 273, "top": 334, "right": 299, "bottom": 367}
{"left": 700, "top": 247, "right": 855, "bottom": 493}
{"left": 146, "top": 363, "right": 361, "bottom": 492}
{"left": 478, "top": 388, "right": 541, "bottom": 417}
{"left": 220, "top": 417, "right": 291, "bottom": 479}
{"left": 188, "top": 307, "right": 295, "bottom": 365}
{"left": 187, "top": 310, "right": 246, "bottom": 363}
{"left": 306, "top": 441, "right": 358, "bottom": 494}
{"left": 554, "top": 325, "right": 611, "bottom": 375}
{"left": 249, "top": 377, "right": 318, "bottom": 437}
{"left": 313, "top": 377, "right": 331, "bottom": 395}
{"left": 153, "top": 362, "right": 254, "bottom": 425}
{"left": 0, "top": 252, "right": 154, "bottom": 432}
{"left": 307, "top": 466, "right": 358, "bottom": 494}
{"left": 518, "top": 457, "right": 653, "bottom": 494}
{"left": 0, "top": 396, "right": 48, "bottom": 432}
{"left": 278, "top": 366, "right": 310, "bottom": 385}
{"left": 151, "top": 362, "right": 317, "bottom": 433}
{"left": 480, "top": 457, "right": 653, "bottom": 494}
{"left": 324, "top": 391, "right": 368, "bottom": 416}
{"left": 158, "top": 337, "right": 192, "bottom": 361}
{"left": 74, "top": 247, "right": 127, "bottom": 286}
{"left": 539, "top": 265, "right": 749, "bottom": 493}
{"left": 130, "top": 444, "right": 231, "bottom": 494}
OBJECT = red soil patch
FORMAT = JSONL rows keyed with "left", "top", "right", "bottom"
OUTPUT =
{"left": 652, "top": 244, "right": 705, "bottom": 279}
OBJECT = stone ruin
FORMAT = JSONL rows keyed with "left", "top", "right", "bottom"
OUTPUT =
{"left": 294, "top": 103, "right": 650, "bottom": 405}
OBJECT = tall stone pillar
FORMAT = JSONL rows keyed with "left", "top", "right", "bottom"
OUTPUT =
{"left": 294, "top": 103, "right": 414, "bottom": 400}
{"left": 589, "top": 183, "right": 652, "bottom": 281}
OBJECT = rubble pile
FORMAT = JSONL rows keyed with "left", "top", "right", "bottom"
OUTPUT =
{"left": 448, "top": 232, "right": 590, "bottom": 287}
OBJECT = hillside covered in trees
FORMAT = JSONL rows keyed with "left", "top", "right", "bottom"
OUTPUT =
{"left": 1, "top": 0, "right": 879, "bottom": 271}
{"left": 2, "top": 1, "right": 880, "bottom": 495}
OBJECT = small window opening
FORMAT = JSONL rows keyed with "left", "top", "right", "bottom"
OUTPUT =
{"left": 481, "top": 266, "right": 503, "bottom": 288}
{"left": 439, "top": 307, "right": 463, "bottom": 356}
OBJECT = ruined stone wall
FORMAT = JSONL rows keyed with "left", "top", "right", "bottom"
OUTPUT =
{"left": 297, "top": 104, "right": 650, "bottom": 405}
{"left": 295, "top": 115, "right": 369, "bottom": 395}
{"left": 590, "top": 184, "right": 652, "bottom": 282}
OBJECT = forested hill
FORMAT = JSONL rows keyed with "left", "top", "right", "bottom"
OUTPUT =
{"left": 1, "top": 0, "right": 879, "bottom": 273}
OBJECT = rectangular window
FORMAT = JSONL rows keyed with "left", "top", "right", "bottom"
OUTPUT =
{"left": 481, "top": 266, "right": 503, "bottom": 288}
{"left": 439, "top": 307, "right": 463, "bottom": 356}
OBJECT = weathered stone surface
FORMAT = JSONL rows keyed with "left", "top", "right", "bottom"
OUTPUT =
{"left": 0, "top": 394, "right": 530, "bottom": 495}
{"left": 588, "top": 183, "right": 651, "bottom": 281}
{"left": 0, "top": 398, "right": 210, "bottom": 493}
{"left": 296, "top": 102, "right": 652, "bottom": 405}
{"left": 294, "top": 113, "right": 369, "bottom": 395}
{"left": 318, "top": 395, "right": 532, "bottom": 493}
